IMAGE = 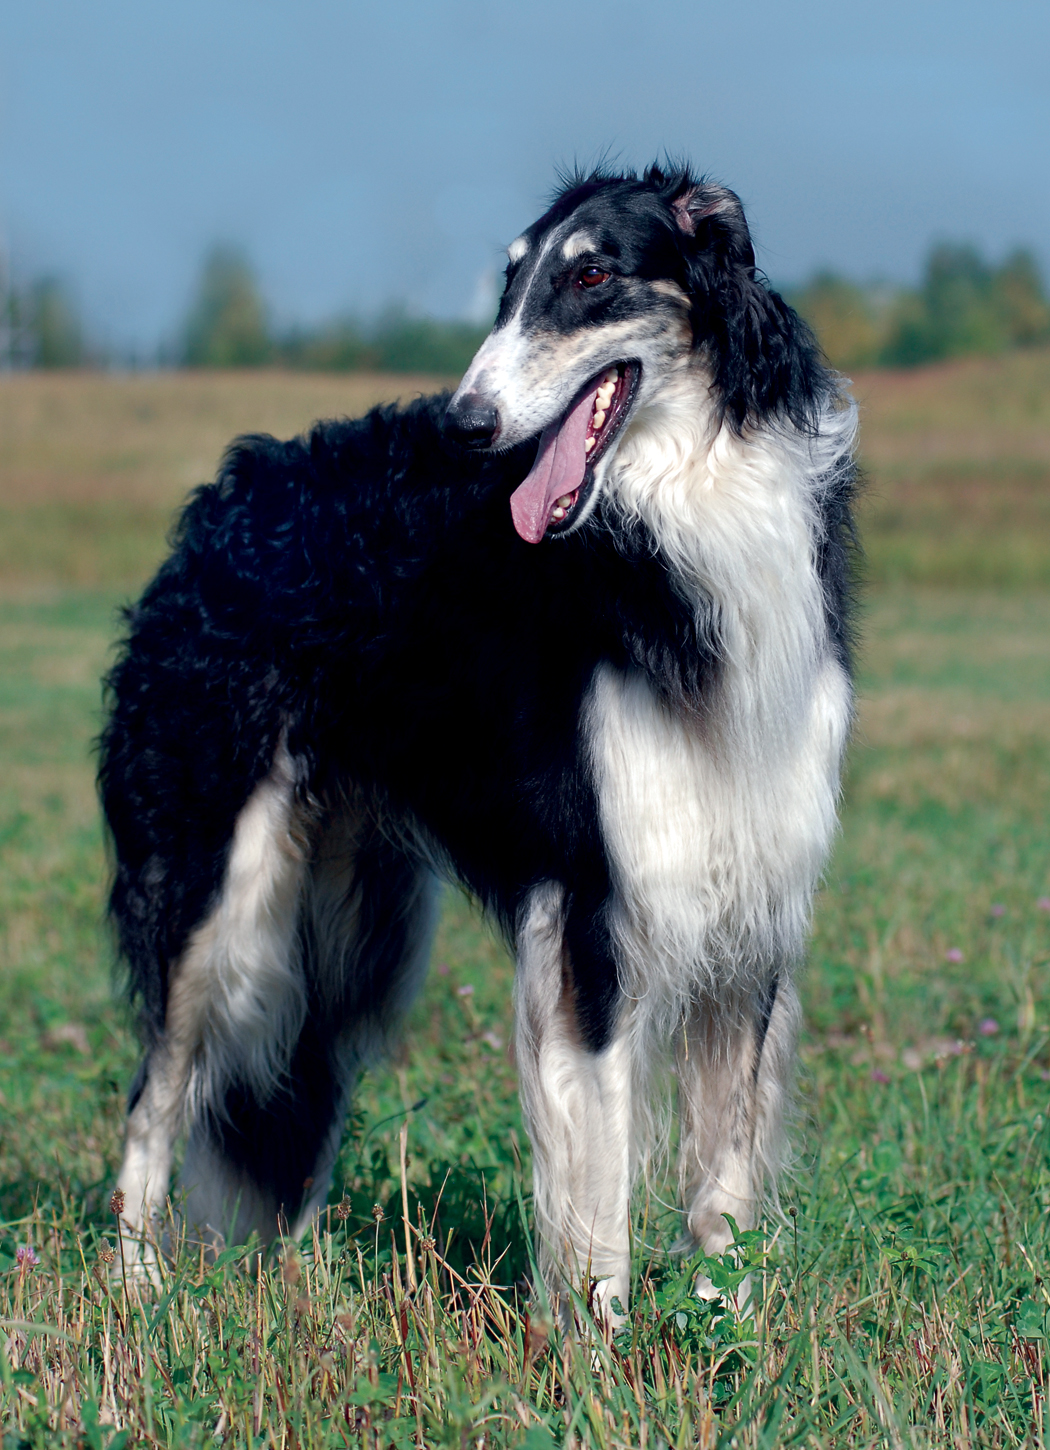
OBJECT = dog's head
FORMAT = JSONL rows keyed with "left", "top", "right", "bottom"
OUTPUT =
{"left": 445, "top": 165, "right": 827, "bottom": 543}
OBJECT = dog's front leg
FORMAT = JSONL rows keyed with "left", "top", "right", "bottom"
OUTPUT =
{"left": 676, "top": 974, "right": 798, "bottom": 1305}
{"left": 515, "top": 883, "right": 634, "bottom": 1331}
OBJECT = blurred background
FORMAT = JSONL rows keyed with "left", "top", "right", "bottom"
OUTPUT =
{"left": 2, "top": 7, "right": 1050, "bottom": 1436}
{"left": 1, "top": 0, "right": 1049, "bottom": 1364}
{"left": 1, "top": 0, "right": 1048, "bottom": 372}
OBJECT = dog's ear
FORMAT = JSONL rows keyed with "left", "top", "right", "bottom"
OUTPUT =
{"left": 670, "top": 179, "right": 825, "bottom": 432}
{"left": 671, "top": 182, "right": 755, "bottom": 272}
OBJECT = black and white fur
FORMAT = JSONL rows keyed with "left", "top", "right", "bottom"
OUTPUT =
{"left": 101, "top": 166, "right": 856, "bottom": 1319}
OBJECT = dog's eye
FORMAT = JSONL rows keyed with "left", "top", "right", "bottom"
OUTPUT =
{"left": 578, "top": 266, "right": 611, "bottom": 289}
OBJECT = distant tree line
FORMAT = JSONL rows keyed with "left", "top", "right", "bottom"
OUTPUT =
{"left": 787, "top": 245, "right": 1050, "bottom": 371}
{"left": 0, "top": 264, "right": 86, "bottom": 368}
{"left": 3, "top": 241, "right": 1048, "bottom": 374}
{"left": 178, "top": 247, "right": 490, "bottom": 374}
{"left": 0, "top": 246, "right": 491, "bottom": 375}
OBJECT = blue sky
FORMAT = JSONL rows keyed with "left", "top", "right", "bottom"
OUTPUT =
{"left": 1, "top": 0, "right": 1047, "bottom": 353}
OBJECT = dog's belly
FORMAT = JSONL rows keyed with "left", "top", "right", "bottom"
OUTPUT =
{"left": 586, "top": 658, "right": 850, "bottom": 1004}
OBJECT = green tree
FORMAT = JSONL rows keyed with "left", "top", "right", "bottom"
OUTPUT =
{"left": 28, "top": 277, "right": 84, "bottom": 367}
{"left": 370, "top": 309, "right": 489, "bottom": 373}
{"left": 182, "top": 247, "right": 271, "bottom": 366}
{"left": 280, "top": 318, "right": 375, "bottom": 370}
{"left": 992, "top": 249, "right": 1050, "bottom": 346}
{"left": 789, "top": 272, "right": 885, "bottom": 370}
{"left": 277, "top": 310, "right": 490, "bottom": 374}
{"left": 882, "top": 244, "right": 1007, "bottom": 365}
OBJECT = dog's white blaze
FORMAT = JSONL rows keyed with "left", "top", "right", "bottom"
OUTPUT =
{"left": 454, "top": 196, "right": 695, "bottom": 456}
{"left": 507, "top": 235, "right": 529, "bottom": 264}
{"left": 455, "top": 203, "right": 684, "bottom": 447}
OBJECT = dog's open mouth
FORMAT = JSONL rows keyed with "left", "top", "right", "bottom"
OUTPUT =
{"left": 509, "top": 362, "right": 640, "bottom": 543}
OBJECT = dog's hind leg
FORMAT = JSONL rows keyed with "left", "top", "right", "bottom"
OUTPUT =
{"left": 178, "top": 793, "right": 438, "bottom": 1248}
{"left": 676, "top": 973, "right": 799, "bottom": 1294}
{"left": 115, "top": 746, "right": 309, "bottom": 1263}
{"left": 515, "top": 882, "right": 636, "bottom": 1330}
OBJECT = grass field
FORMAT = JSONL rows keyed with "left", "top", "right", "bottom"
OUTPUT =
{"left": 1, "top": 358, "right": 1049, "bottom": 1447}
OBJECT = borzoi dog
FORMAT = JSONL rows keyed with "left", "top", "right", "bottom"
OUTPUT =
{"left": 102, "top": 165, "right": 856, "bottom": 1320}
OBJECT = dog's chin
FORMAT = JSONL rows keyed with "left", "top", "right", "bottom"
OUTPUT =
{"left": 511, "top": 361, "right": 642, "bottom": 543}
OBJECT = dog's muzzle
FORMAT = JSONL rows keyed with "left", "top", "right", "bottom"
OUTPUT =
{"left": 444, "top": 393, "right": 500, "bottom": 449}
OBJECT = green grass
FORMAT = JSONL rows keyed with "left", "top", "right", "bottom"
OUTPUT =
{"left": 2, "top": 366, "right": 1050, "bottom": 1446}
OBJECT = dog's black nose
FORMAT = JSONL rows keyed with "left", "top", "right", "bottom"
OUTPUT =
{"left": 444, "top": 393, "right": 500, "bottom": 448}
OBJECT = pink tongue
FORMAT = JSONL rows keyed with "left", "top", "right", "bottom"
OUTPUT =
{"left": 510, "top": 383, "right": 600, "bottom": 543}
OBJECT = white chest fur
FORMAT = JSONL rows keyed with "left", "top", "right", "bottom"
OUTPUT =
{"left": 588, "top": 377, "right": 856, "bottom": 1023}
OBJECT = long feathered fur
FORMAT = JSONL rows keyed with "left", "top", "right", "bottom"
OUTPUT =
{"left": 101, "top": 164, "right": 858, "bottom": 1315}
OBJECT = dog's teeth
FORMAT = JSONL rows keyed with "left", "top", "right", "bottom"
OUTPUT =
{"left": 551, "top": 507, "right": 566, "bottom": 521}
{"left": 584, "top": 437, "right": 596, "bottom": 452}
{"left": 556, "top": 495, "right": 572, "bottom": 508}
{"left": 603, "top": 369, "right": 618, "bottom": 383}
{"left": 593, "top": 409, "right": 606, "bottom": 430}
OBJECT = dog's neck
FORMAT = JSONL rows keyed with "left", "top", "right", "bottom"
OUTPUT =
{"left": 605, "top": 361, "right": 857, "bottom": 752}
